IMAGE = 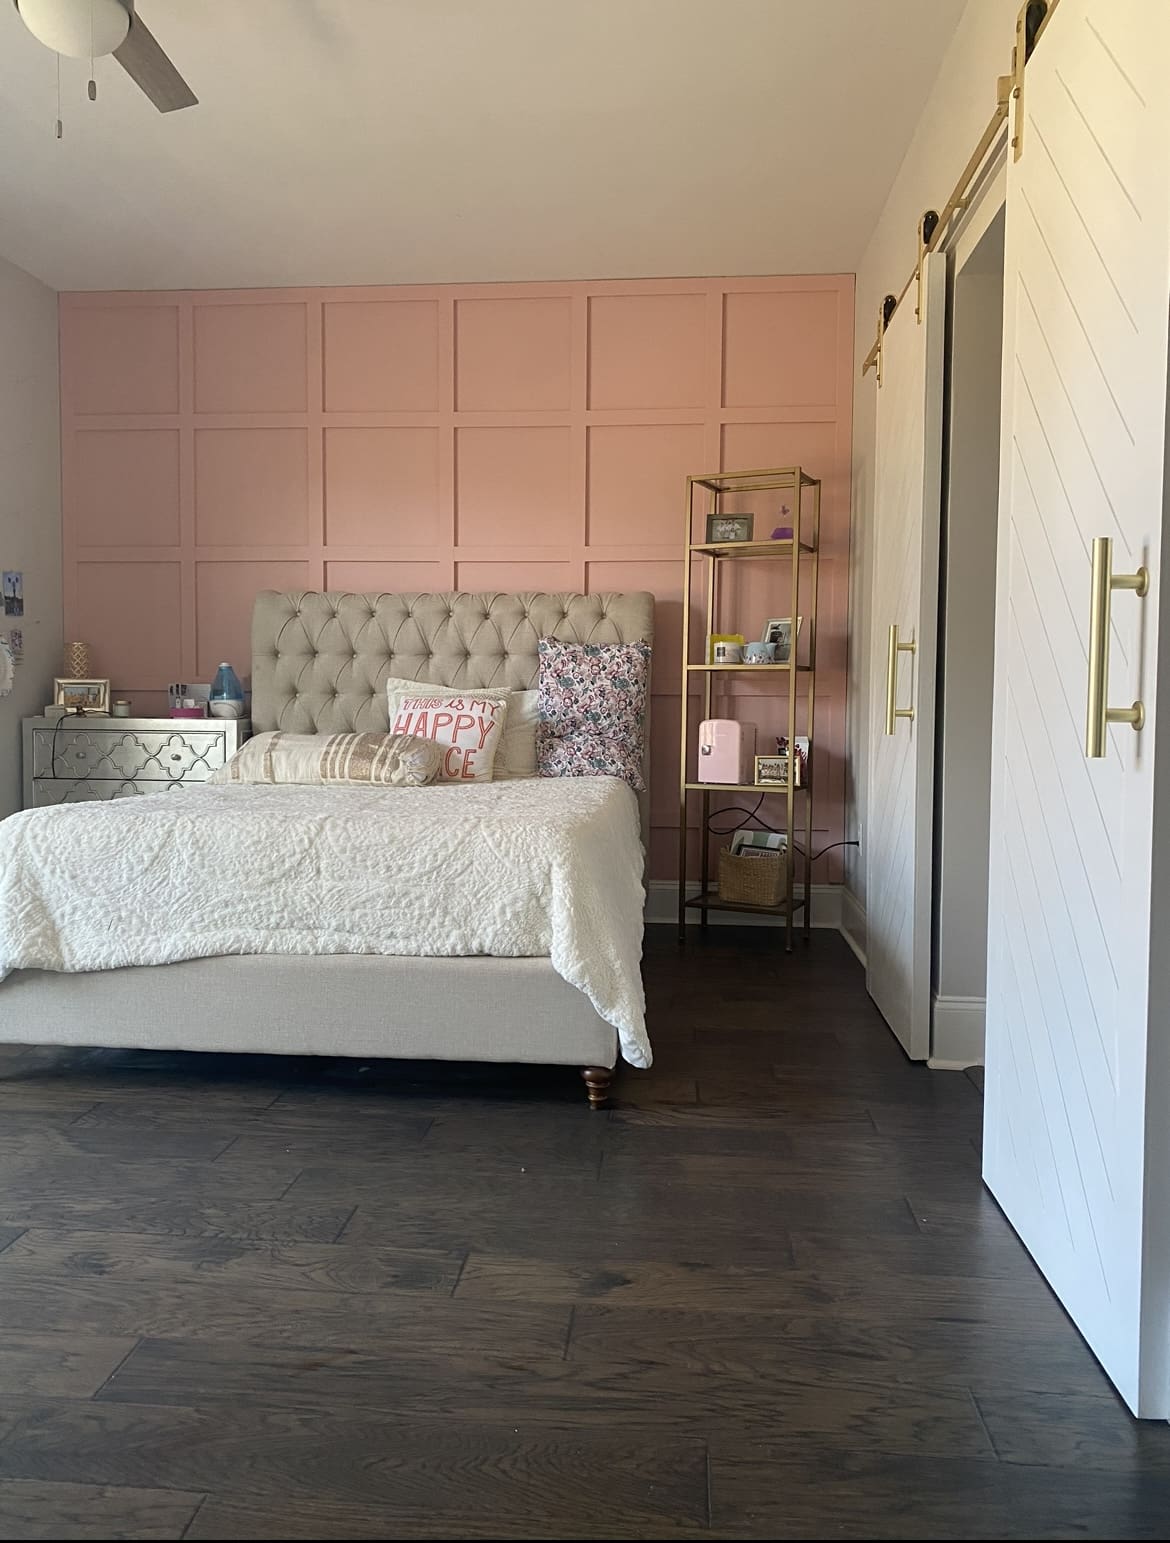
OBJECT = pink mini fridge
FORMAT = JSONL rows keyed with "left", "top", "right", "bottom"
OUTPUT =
{"left": 697, "top": 720, "right": 756, "bottom": 784}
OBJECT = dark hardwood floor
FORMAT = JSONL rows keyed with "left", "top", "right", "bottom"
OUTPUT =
{"left": 0, "top": 928, "right": 1167, "bottom": 1540}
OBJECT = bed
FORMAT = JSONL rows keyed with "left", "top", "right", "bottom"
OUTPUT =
{"left": 0, "top": 590, "right": 655, "bottom": 1106}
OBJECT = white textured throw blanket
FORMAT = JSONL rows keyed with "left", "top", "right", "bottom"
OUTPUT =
{"left": 0, "top": 778, "right": 651, "bottom": 1067}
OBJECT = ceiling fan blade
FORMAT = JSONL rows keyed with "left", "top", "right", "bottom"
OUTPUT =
{"left": 113, "top": 10, "right": 196, "bottom": 112}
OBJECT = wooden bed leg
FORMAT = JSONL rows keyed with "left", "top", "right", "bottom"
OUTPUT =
{"left": 581, "top": 1065, "right": 614, "bottom": 1110}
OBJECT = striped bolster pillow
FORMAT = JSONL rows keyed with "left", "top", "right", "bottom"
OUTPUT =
{"left": 209, "top": 731, "right": 441, "bottom": 787}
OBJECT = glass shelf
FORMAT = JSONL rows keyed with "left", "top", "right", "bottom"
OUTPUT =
{"left": 685, "top": 662, "right": 809, "bottom": 673}
{"left": 684, "top": 890, "right": 808, "bottom": 918}
{"left": 684, "top": 781, "right": 808, "bottom": 793}
{"left": 688, "top": 539, "right": 817, "bottom": 559}
{"left": 691, "top": 467, "right": 819, "bottom": 494}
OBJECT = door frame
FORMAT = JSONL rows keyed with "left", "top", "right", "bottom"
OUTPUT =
{"left": 864, "top": 253, "right": 947, "bottom": 1060}
{"left": 929, "top": 161, "right": 1007, "bottom": 1069}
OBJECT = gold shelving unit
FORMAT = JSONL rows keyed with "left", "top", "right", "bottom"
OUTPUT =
{"left": 678, "top": 465, "right": 821, "bottom": 951}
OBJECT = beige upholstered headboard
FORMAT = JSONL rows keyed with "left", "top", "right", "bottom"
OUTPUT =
{"left": 251, "top": 590, "right": 655, "bottom": 812}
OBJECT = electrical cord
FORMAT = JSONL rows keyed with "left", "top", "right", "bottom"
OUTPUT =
{"left": 705, "top": 794, "right": 860, "bottom": 863}
{"left": 49, "top": 706, "right": 86, "bottom": 780}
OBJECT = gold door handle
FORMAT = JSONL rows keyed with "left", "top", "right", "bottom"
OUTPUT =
{"left": 885, "top": 624, "right": 917, "bottom": 735}
{"left": 1085, "top": 536, "right": 1148, "bottom": 759}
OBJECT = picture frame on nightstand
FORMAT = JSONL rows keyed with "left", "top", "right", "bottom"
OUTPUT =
{"left": 52, "top": 678, "right": 110, "bottom": 715}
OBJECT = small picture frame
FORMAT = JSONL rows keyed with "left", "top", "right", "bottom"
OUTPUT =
{"left": 761, "top": 616, "right": 803, "bottom": 664}
{"left": 754, "top": 754, "right": 791, "bottom": 787}
{"left": 706, "top": 514, "right": 754, "bottom": 545}
{"left": 53, "top": 677, "right": 110, "bottom": 715}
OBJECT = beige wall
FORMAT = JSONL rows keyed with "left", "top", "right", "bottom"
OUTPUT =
{"left": 846, "top": 0, "right": 1019, "bottom": 920}
{"left": 0, "top": 254, "right": 60, "bottom": 818}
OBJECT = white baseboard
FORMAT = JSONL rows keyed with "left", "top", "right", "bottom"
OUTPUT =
{"left": 840, "top": 888, "right": 867, "bottom": 967}
{"left": 645, "top": 880, "right": 843, "bottom": 930}
{"left": 930, "top": 994, "right": 985, "bottom": 1067}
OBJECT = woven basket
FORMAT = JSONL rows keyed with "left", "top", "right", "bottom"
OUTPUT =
{"left": 718, "top": 848, "right": 785, "bottom": 908}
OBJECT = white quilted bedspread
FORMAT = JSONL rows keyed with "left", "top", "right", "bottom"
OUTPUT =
{"left": 0, "top": 778, "right": 651, "bottom": 1067}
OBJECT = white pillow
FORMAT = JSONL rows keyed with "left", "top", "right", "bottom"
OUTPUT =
{"left": 493, "top": 688, "right": 538, "bottom": 780}
{"left": 389, "top": 693, "right": 508, "bottom": 782}
{"left": 384, "top": 676, "right": 538, "bottom": 780}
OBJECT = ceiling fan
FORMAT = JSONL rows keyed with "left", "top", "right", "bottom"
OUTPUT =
{"left": 14, "top": 0, "right": 196, "bottom": 112}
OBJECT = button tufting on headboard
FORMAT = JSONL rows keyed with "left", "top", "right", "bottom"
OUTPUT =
{"left": 252, "top": 591, "right": 654, "bottom": 740}
{"left": 251, "top": 591, "right": 655, "bottom": 827}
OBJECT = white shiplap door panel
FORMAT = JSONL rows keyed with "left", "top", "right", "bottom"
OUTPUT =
{"left": 984, "top": 0, "right": 1170, "bottom": 1416}
{"left": 865, "top": 256, "right": 946, "bottom": 1059}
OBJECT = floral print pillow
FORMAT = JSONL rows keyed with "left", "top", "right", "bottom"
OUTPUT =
{"left": 537, "top": 638, "right": 651, "bottom": 791}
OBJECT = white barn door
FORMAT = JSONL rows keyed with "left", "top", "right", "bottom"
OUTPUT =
{"left": 983, "top": 0, "right": 1170, "bottom": 1415}
{"left": 865, "top": 256, "right": 946, "bottom": 1058}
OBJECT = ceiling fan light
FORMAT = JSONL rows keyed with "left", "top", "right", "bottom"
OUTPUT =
{"left": 17, "top": 0, "right": 130, "bottom": 59}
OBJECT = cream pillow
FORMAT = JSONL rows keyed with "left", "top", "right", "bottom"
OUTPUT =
{"left": 389, "top": 694, "right": 508, "bottom": 783}
{"left": 384, "top": 676, "right": 538, "bottom": 780}
{"left": 210, "top": 731, "right": 440, "bottom": 787}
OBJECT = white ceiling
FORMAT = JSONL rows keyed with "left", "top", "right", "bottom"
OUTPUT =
{"left": 0, "top": 0, "right": 967, "bottom": 292}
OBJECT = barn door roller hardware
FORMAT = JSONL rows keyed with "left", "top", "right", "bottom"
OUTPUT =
{"left": 1012, "top": 0, "right": 1053, "bottom": 160}
{"left": 873, "top": 293, "right": 898, "bottom": 386}
{"left": 862, "top": 0, "right": 1058, "bottom": 383}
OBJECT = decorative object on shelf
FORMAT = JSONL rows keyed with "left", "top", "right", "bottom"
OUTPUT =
{"left": 208, "top": 662, "right": 245, "bottom": 719}
{"left": 742, "top": 640, "right": 777, "bottom": 665}
{"left": 0, "top": 636, "right": 14, "bottom": 699}
{"left": 168, "top": 682, "right": 210, "bottom": 716}
{"left": 697, "top": 719, "right": 757, "bottom": 784}
{"left": 761, "top": 615, "right": 803, "bottom": 664}
{"left": 777, "top": 734, "right": 810, "bottom": 785}
{"left": 2, "top": 571, "right": 22, "bottom": 618}
{"left": 707, "top": 633, "right": 744, "bottom": 664}
{"left": 712, "top": 638, "right": 744, "bottom": 665}
{"left": 111, "top": 700, "right": 131, "bottom": 718}
{"left": 771, "top": 504, "right": 793, "bottom": 540}
{"left": 64, "top": 640, "right": 91, "bottom": 678}
{"left": 52, "top": 678, "right": 110, "bottom": 715}
{"left": 729, "top": 829, "right": 786, "bottom": 856}
{"left": 680, "top": 464, "right": 820, "bottom": 950}
{"left": 705, "top": 514, "right": 754, "bottom": 544}
{"left": 754, "top": 753, "right": 792, "bottom": 787}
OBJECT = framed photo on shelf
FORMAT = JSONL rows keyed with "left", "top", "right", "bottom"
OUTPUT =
{"left": 53, "top": 677, "right": 110, "bottom": 715}
{"left": 754, "top": 752, "right": 804, "bottom": 789}
{"left": 761, "top": 616, "right": 803, "bottom": 663}
{"left": 706, "top": 514, "right": 754, "bottom": 545}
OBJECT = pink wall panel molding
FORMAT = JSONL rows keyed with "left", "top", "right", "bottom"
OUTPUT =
{"left": 59, "top": 275, "right": 854, "bottom": 880}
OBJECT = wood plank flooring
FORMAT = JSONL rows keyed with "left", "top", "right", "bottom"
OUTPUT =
{"left": 0, "top": 928, "right": 1166, "bottom": 1540}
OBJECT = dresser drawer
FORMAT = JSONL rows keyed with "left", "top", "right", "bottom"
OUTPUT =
{"left": 30, "top": 726, "right": 231, "bottom": 783}
{"left": 28, "top": 778, "right": 157, "bottom": 808}
{"left": 23, "top": 717, "right": 249, "bottom": 811}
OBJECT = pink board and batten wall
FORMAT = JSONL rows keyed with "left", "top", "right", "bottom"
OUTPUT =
{"left": 58, "top": 276, "right": 854, "bottom": 881}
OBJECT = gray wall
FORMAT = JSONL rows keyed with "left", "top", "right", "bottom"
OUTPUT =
{"left": 0, "top": 254, "right": 60, "bottom": 818}
{"left": 933, "top": 215, "right": 1004, "bottom": 1002}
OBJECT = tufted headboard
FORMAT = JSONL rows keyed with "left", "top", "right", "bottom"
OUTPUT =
{"left": 251, "top": 590, "right": 655, "bottom": 814}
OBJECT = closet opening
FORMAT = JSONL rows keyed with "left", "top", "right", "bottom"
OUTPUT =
{"left": 931, "top": 201, "right": 1006, "bottom": 1067}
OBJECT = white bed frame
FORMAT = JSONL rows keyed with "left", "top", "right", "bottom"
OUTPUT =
{"left": 0, "top": 590, "right": 655, "bottom": 1108}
